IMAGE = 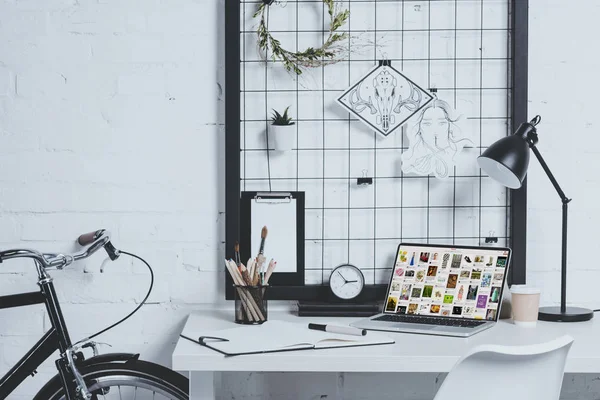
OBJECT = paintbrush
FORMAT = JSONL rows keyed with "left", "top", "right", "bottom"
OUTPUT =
{"left": 234, "top": 242, "right": 241, "bottom": 270}
{"left": 258, "top": 226, "right": 268, "bottom": 255}
{"left": 253, "top": 257, "right": 264, "bottom": 285}
{"left": 255, "top": 226, "right": 268, "bottom": 280}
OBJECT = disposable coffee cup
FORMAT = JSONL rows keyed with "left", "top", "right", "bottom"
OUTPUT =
{"left": 510, "top": 285, "right": 541, "bottom": 327}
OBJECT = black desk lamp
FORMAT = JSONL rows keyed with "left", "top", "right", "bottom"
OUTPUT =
{"left": 477, "top": 115, "right": 593, "bottom": 322}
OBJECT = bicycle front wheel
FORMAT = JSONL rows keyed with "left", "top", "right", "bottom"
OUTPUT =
{"left": 34, "top": 359, "right": 189, "bottom": 400}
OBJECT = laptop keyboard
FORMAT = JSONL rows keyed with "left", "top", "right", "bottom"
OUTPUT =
{"left": 373, "top": 314, "right": 487, "bottom": 328}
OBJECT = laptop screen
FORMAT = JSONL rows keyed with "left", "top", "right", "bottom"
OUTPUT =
{"left": 384, "top": 244, "right": 511, "bottom": 321}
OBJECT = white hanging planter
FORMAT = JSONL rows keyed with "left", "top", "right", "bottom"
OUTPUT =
{"left": 269, "top": 124, "right": 295, "bottom": 151}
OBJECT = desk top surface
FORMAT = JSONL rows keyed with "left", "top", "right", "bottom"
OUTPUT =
{"left": 172, "top": 310, "right": 599, "bottom": 373}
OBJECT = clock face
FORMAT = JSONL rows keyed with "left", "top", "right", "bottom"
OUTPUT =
{"left": 330, "top": 264, "right": 365, "bottom": 300}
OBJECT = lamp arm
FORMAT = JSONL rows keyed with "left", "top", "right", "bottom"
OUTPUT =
{"left": 531, "top": 144, "right": 569, "bottom": 314}
{"left": 530, "top": 145, "right": 570, "bottom": 203}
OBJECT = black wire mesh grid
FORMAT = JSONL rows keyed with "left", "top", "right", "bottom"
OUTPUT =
{"left": 239, "top": 0, "right": 512, "bottom": 286}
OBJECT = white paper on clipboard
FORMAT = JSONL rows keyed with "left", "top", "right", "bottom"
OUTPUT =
{"left": 251, "top": 196, "right": 297, "bottom": 273}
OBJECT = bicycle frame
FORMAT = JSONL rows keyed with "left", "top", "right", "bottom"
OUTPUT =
{"left": 0, "top": 230, "right": 121, "bottom": 399}
{"left": 1, "top": 268, "right": 79, "bottom": 399}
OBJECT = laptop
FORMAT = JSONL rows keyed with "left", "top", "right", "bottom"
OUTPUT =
{"left": 351, "top": 243, "right": 511, "bottom": 338}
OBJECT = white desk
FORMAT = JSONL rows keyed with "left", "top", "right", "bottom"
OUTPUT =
{"left": 173, "top": 310, "right": 599, "bottom": 399}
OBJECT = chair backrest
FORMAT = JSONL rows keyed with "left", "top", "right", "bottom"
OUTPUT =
{"left": 434, "top": 335, "right": 574, "bottom": 400}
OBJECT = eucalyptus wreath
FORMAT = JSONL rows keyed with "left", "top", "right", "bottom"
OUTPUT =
{"left": 254, "top": 0, "right": 350, "bottom": 75}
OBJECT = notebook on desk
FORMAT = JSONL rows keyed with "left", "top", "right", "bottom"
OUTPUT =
{"left": 180, "top": 320, "right": 394, "bottom": 357}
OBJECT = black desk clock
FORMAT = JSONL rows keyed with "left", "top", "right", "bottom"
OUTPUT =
{"left": 297, "top": 264, "right": 380, "bottom": 317}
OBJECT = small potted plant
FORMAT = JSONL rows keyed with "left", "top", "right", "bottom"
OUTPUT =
{"left": 269, "top": 106, "right": 295, "bottom": 151}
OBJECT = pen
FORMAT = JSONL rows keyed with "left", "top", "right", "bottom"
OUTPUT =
{"left": 308, "top": 323, "right": 367, "bottom": 337}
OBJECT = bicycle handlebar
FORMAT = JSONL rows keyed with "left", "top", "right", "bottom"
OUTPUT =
{"left": 0, "top": 229, "right": 118, "bottom": 270}
{"left": 77, "top": 231, "right": 100, "bottom": 246}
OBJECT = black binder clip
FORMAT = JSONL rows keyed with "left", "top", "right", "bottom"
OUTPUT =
{"left": 378, "top": 59, "right": 391, "bottom": 67}
{"left": 262, "top": 0, "right": 275, "bottom": 5}
{"left": 484, "top": 231, "right": 498, "bottom": 244}
{"left": 357, "top": 170, "right": 373, "bottom": 186}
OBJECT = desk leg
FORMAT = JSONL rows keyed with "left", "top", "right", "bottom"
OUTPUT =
{"left": 189, "top": 371, "right": 215, "bottom": 400}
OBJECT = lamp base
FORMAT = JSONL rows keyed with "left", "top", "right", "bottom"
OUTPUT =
{"left": 538, "top": 306, "right": 594, "bottom": 322}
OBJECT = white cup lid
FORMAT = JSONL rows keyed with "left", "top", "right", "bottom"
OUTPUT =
{"left": 510, "top": 285, "right": 541, "bottom": 295}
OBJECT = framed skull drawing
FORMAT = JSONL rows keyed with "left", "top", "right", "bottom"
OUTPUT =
{"left": 337, "top": 61, "right": 433, "bottom": 137}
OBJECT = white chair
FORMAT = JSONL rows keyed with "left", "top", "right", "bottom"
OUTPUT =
{"left": 434, "top": 335, "right": 574, "bottom": 400}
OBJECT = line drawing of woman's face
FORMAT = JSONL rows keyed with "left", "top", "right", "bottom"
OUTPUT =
{"left": 419, "top": 106, "right": 451, "bottom": 150}
{"left": 401, "top": 98, "right": 473, "bottom": 179}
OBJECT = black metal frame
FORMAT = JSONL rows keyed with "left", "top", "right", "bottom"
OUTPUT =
{"left": 225, "top": 0, "right": 242, "bottom": 299}
{"left": 225, "top": 0, "right": 529, "bottom": 300}
{"left": 509, "top": 0, "right": 529, "bottom": 286}
{"left": 0, "top": 281, "right": 77, "bottom": 399}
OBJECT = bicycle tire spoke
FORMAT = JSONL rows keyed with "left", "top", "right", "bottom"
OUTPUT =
{"left": 58, "top": 373, "right": 185, "bottom": 400}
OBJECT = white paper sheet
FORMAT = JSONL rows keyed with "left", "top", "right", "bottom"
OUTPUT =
{"left": 251, "top": 198, "right": 297, "bottom": 273}
{"left": 401, "top": 97, "right": 473, "bottom": 179}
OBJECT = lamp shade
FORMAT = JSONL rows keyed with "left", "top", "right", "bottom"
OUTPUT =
{"left": 477, "top": 131, "right": 532, "bottom": 189}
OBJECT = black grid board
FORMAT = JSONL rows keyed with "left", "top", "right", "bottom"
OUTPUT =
{"left": 239, "top": 0, "right": 512, "bottom": 287}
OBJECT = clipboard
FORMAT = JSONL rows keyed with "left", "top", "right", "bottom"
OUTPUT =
{"left": 240, "top": 191, "right": 305, "bottom": 286}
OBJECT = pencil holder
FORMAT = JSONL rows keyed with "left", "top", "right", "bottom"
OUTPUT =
{"left": 233, "top": 285, "right": 268, "bottom": 324}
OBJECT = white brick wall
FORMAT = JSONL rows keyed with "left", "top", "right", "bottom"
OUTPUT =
{"left": 0, "top": 0, "right": 598, "bottom": 399}
{"left": 527, "top": 0, "right": 600, "bottom": 314}
{"left": 0, "top": 0, "right": 226, "bottom": 397}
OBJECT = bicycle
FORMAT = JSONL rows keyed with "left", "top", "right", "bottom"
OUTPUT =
{"left": 0, "top": 229, "right": 189, "bottom": 399}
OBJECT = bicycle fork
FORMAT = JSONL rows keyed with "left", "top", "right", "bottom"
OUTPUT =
{"left": 55, "top": 342, "right": 98, "bottom": 400}
{"left": 38, "top": 267, "right": 92, "bottom": 400}
{"left": 54, "top": 347, "right": 91, "bottom": 400}
{"left": 67, "top": 347, "right": 92, "bottom": 400}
